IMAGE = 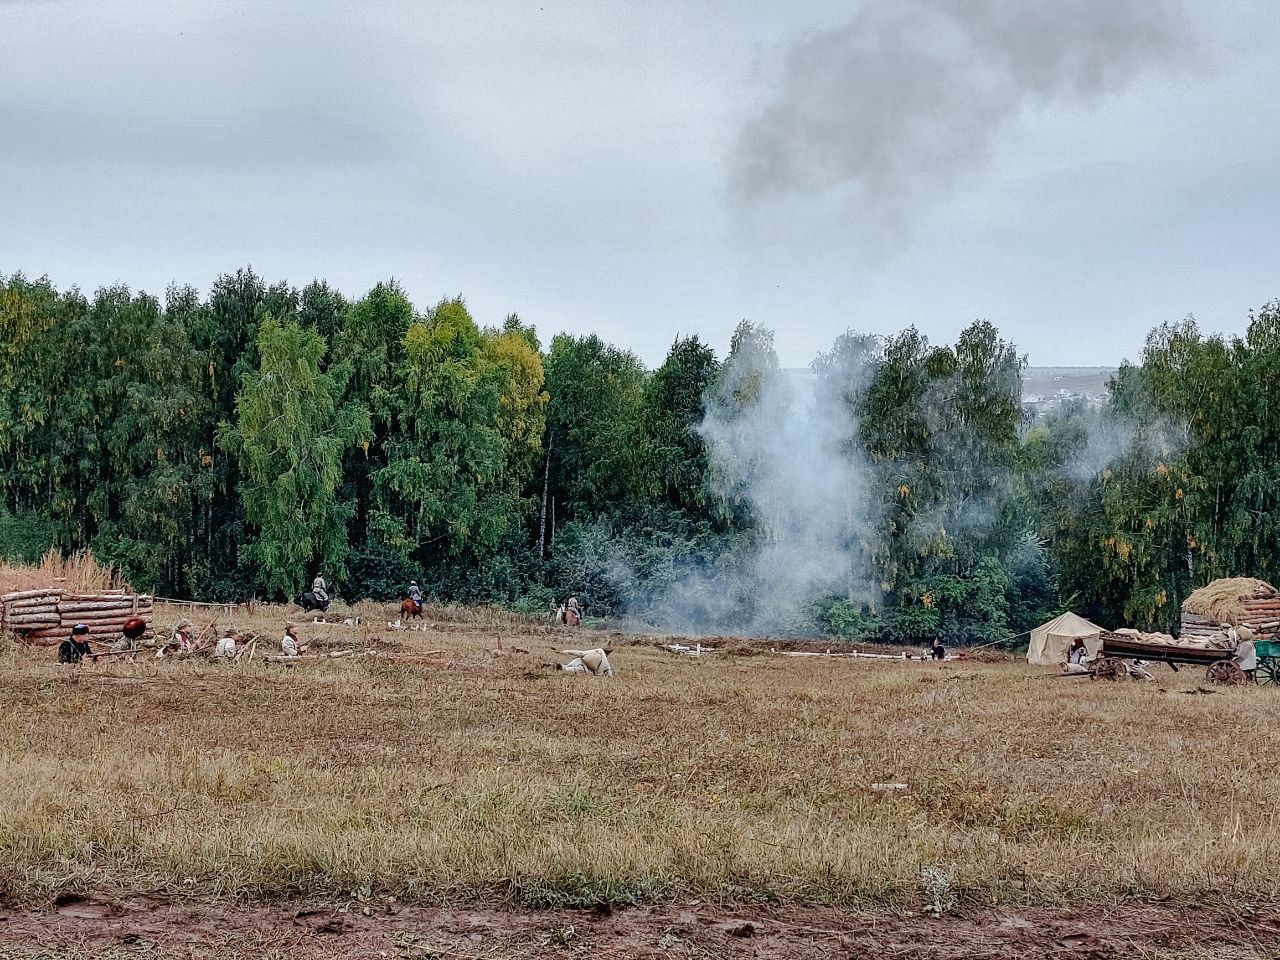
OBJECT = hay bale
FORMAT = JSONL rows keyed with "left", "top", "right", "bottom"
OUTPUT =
{"left": 1182, "top": 577, "right": 1279, "bottom": 625}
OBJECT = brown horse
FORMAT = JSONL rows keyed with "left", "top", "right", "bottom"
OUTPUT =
{"left": 399, "top": 597, "right": 423, "bottom": 621}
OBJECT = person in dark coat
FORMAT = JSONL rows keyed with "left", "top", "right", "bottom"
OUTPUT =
{"left": 58, "top": 623, "right": 93, "bottom": 664}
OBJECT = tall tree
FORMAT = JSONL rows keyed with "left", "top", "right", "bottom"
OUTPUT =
{"left": 542, "top": 334, "right": 647, "bottom": 522}
{"left": 222, "top": 315, "right": 370, "bottom": 599}
{"left": 372, "top": 298, "right": 515, "bottom": 592}
{"left": 640, "top": 335, "right": 719, "bottom": 514}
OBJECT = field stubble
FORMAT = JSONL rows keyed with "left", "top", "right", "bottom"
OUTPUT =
{"left": 2, "top": 601, "right": 1279, "bottom": 916}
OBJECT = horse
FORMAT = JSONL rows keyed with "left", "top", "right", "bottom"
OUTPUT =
{"left": 400, "top": 597, "right": 423, "bottom": 621}
{"left": 297, "top": 591, "right": 330, "bottom": 613}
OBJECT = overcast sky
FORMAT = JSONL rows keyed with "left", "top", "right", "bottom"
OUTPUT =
{"left": 2, "top": 0, "right": 1277, "bottom": 368}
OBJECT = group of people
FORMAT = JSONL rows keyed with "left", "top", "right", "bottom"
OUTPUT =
{"left": 57, "top": 617, "right": 148, "bottom": 663}
{"left": 213, "top": 623, "right": 308, "bottom": 661}
{"left": 59, "top": 621, "right": 311, "bottom": 664}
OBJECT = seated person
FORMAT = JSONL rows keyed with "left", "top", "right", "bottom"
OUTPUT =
{"left": 214, "top": 629, "right": 244, "bottom": 660}
{"left": 58, "top": 624, "right": 93, "bottom": 664}
{"left": 1062, "top": 637, "right": 1091, "bottom": 674}
{"left": 281, "top": 624, "right": 308, "bottom": 659}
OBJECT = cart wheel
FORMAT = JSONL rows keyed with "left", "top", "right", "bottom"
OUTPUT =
{"left": 1206, "top": 659, "right": 1246, "bottom": 686}
{"left": 1093, "top": 657, "right": 1127, "bottom": 681}
{"left": 1258, "top": 657, "right": 1280, "bottom": 686}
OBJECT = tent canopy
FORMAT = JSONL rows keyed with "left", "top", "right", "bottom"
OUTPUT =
{"left": 1027, "top": 611, "right": 1103, "bottom": 665}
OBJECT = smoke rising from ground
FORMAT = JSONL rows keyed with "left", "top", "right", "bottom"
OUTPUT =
{"left": 651, "top": 335, "right": 881, "bottom": 635}
{"left": 734, "top": 0, "right": 1195, "bottom": 239}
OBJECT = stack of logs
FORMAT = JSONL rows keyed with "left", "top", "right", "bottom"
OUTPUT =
{"left": 1, "top": 588, "right": 153, "bottom": 645}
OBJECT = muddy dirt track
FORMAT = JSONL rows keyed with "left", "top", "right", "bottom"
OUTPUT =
{"left": 3, "top": 893, "right": 1279, "bottom": 959}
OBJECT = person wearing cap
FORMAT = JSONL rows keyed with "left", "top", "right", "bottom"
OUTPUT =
{"left": 565, "top": 597, "right": 582, "bottom": 628}
{"left": 215, "top": 628, "right": 244, "bottom": 660}
{"left": 281, "top": 623, "right": 308, "bottom": 659}
{"left": 58, "top": 624, "right": 93, "bottom": 664}
{"left": 406, "top": 580, "right": 423, "bottom": 606}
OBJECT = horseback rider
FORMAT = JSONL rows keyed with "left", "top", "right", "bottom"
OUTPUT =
{"left": 311, "top": 573, "right": 329, "bottom": 605}
{"left": 406, "top": 580, "right": 423, "bottom": 607}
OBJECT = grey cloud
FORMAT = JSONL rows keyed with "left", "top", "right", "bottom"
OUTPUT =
{"left": 734, "top": 0, "right": 1196, "bottom": 238}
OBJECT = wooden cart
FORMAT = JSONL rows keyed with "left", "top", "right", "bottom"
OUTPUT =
{"left": 1095, "top": 632, "right": 1245, "bottom": 685}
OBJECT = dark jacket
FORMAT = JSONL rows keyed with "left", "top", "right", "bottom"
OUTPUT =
{"left": 58, "top": 636, "right": 92, "bottom": 663}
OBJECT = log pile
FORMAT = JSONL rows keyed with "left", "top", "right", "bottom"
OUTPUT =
{"left": 1181, "top": 577, "right": 1280, "bottom": 641}
{"left": 1, "top": 588, "right": 153, "bottom": 645}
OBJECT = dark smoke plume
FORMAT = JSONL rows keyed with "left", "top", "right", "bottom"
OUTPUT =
{"left": 734, "top": 0, "right": 1194, "bottom": 237}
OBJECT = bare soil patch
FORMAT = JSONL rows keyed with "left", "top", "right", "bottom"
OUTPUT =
{"left": 3, "top": 893, "right": 1278, "bottom": 959}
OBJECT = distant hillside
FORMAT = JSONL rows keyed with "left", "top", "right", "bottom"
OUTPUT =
{"left": 1022, "top": 366, "right": 1115, "bottom": 403}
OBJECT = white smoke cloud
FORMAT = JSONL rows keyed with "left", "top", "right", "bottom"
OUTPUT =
{"left": 652, "top": 333, "right": 881, "bottom": 634}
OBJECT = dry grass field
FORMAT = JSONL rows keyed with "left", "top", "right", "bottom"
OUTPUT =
{"left": 3, "top": 602, "right": 1280, "bottom": 958}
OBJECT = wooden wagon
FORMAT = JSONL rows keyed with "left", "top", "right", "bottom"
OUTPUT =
{"left": 1095, "top": 632, "right": 1246, "bottom": 685}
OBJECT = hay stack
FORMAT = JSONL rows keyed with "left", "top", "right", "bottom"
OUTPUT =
{"left": 1181, "top": 577, "right": 1280, "bottom": 640}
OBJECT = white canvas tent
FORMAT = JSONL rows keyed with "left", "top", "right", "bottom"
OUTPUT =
{"left": 1027, "top": 612, "right": 1103, "bottom": 665}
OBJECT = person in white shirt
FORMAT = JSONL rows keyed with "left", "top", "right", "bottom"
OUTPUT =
{"left": 557, "top": 647, "right": 612, "bottom": 676}
{"left": 281, "top": 624, "right": 307, "bottom": 659}
{"left": 215, "top": 629, "right": 243, "bottom": 660}
{"left": 1062, "top": 637, "right": 1091, "bottom": 675}
{"left": 1235, "top": 626, "right": 1257, "bottom": 681}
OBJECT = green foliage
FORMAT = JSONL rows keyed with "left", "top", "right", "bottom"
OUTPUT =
{"left": 812, "top": 597, "right": 887, "bottom": 641}
{"left": 641, "top": 335, "right": 719, "bottom": 514}
{"left": 372, "top": 298, "right": 526, "bottom": 584}
{"left": 544, "top": 334, "right": 647, "bottom": 519}
{"left": 223, "top": 314, "right": 370, "bottom": 598}
{"left": 6, "top": 264, "right": 1279, "bottom": 650}
{"left": 0, "top": 508, "right": 55, "bottom": 562}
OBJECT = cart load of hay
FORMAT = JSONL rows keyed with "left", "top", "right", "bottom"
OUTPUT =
{"left": 1181, "top": 577, "right": 1280, "bottom": 641}
{"left": 1, "top": 588, "right": 153, "bottom": 645}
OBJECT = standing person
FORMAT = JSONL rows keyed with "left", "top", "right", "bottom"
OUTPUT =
{"left": 281, "top": 623, "right": 308, "bottom": 659}
{"left": 58, "top": 624, "right": 93, "bottom": 664}
{"left": 1235, "top": 626, "right": 1258, "bottom": 682}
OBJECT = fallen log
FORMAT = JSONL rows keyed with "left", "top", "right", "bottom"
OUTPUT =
{"left": 264, "top": 650, "right": 373, "bottom": 663}
{"left": 61, "top": 602, "right": 152, "bottom": 614}
{"left": 1, "top": 588, "right": 63, "bottom": 602}
{"left": 61, "top": 615, "right": 148, "bottom": 625}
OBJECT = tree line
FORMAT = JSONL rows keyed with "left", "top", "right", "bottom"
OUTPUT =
{"left": 2, "top": 269, "right": 1277, "bottom": 643}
